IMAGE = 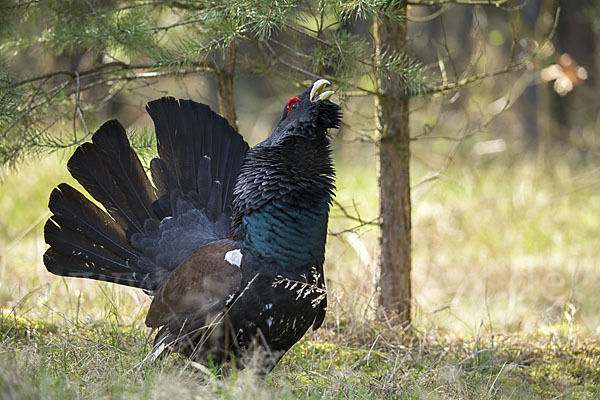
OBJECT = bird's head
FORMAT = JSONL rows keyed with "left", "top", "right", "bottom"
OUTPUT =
{"left": 260, "top": 79, "right": 342, "bottom": 146}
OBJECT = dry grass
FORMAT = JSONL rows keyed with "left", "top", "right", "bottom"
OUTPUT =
{"left": 1, "top": 304, "right": 599, "bottom": 399}
{"left": 1, "top": 148, "right": 600, "bottom": 398}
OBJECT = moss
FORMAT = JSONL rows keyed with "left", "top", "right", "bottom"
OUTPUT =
{"left": 0, "top": 311, "right": 58, "bottom": 340}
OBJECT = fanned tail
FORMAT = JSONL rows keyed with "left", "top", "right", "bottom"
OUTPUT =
{"left": 44, "top": 120, "right": 163, "bottom": 289}
{"left": 44, "top": 98, "right": 248, "bottom": 291}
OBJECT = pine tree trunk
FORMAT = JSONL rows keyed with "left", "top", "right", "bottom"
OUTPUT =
{"left": 374, "top": 2, "right": 412, "bottom": 323}
{"left": 215, "top": 43, "right": 239, "bottom": 131}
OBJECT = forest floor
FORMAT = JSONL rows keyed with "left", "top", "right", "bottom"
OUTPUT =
{"left": 1, "top": 310, "right": 599, "bottom": 399}
{"left": 1, "top": 153, "right": 600, "bottom": 399}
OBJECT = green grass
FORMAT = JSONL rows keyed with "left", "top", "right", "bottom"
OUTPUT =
{"left": 2, "top": 150, "right": 600, "bottom": 398}
{"left": 1, "top": 311, "right": 599, "bottom": 398}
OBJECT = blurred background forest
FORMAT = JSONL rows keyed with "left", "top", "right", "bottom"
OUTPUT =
{"left": 1, "top": 0, "right": 600, "bottom": 397}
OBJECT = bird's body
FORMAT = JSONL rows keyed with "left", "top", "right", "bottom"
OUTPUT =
{"left": 44, "top": 80, "right": 341, "bottom": 372}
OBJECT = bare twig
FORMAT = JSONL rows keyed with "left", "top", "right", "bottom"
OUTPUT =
{"left": 408, "top": 4, "right": 451, "bottom": 22}
{"left": 429, "top": 6, "right": 560, "bottom": 94}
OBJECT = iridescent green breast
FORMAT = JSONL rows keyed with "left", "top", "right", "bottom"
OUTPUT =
{"left": 241, "top": 196, "right": 330, "bottom": 268}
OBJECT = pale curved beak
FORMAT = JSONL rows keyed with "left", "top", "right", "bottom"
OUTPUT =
{"left": 310, "top": 79, "right": 335, "bottom": 103}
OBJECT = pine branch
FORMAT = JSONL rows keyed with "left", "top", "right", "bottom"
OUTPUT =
{"left": 11, "top": 61, "right": 212, "bottom": 88}
{"left": 6, "top": 0, "right": 39, "bottom": 8}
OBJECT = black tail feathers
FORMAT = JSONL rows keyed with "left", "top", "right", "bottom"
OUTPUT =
{"left": 45, "top": 119, "right": 160, "bottom": 289}
{"left": 44, "top": 98, "right": 248, "bottom": 291}
{"left": 146, "top": 97, "right": 248, "bottom": 221}
{"left": 44, "top": 186, "right": 143, "bottom": 287}
{"left": 66, "top": 120, "right": 158, "bottom": 238}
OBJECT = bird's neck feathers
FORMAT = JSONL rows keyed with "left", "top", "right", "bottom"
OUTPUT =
{"left": 232, "top": 136, "right": 335, "bottom": 268}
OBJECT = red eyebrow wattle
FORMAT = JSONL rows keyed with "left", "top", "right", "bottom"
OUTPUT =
{"left": 286, "top": 97, "right": 301, "bottom": 115}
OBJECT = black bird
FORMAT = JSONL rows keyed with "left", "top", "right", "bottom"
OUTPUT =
{"left": 43, "top": 79, "right": 341, "bottom": 372}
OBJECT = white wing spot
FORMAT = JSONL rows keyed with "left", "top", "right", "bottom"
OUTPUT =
{"left": 266, "top": 317, "right": 274, "bottom": 327}
{"left": 224, "top": 249, "right": 242, "bottom": 268}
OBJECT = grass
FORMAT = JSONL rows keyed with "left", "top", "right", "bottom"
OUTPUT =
{"left": 2, "top": 309, "right": 600, "bottom": 398}
{"left": 1, "top": 147, "right": 600, "bottom": 398}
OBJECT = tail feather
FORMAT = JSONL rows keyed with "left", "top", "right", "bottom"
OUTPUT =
{"left": 148, "top": 157, "right": 173, "bottom": 220}
{"left": 67, "top": 143, "right": 139, "bottom": 233}
{"left": 91, "top": 120, "right": 157, "bottom": 224}
{"left": 44, "top": 248, "right": 143, "bottom": 287}
{"left": 146, "top": 97, "right": 248, "bottom": 220}
{"left": 147, "top": 98, "right": 185, "bottom": 192}
{"left": 195, "top": 156, "right": 212, "bottom": 210}
{"left": 223, "top": 134, "right": 246, "bottom": 208}
{"left": 48, "top": 183, "right": 138, "bottom": 261}
{"left": 149, "top": 156, "right": 170, "bottom": 197}
{"left": 45, "top": 219, "right": 132, "bottom": 273}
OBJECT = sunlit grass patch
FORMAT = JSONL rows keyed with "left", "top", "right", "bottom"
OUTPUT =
{"left": 275, "top": 330, "right": 600, "bottom": 399}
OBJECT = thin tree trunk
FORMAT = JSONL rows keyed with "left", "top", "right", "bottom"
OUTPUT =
{"left": 536, "top": 0, "right": 558, "bottom": 166}
{"left": 215, "top": 42, "right": 239, "bottom": 131}
{"left": 374, "top": 1, "right": 412, "bottom": 323}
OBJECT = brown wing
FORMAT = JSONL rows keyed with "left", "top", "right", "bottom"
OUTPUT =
{"left": 145, "top": 239, "right": 242, "bottom": 330}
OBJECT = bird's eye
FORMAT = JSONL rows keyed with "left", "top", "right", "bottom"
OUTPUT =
{"left": 286, "top": 97, "right": 301, "bottom": 116}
